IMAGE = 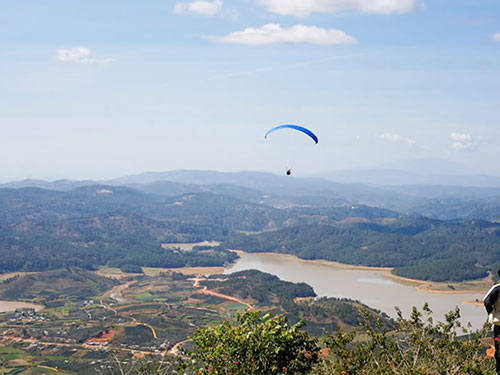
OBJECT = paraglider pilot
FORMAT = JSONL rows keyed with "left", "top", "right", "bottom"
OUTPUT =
{"left": 483, "top": 267, "right": 500, "bottom": 374}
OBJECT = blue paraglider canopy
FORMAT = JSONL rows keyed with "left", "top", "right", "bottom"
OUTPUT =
{"left": 264, "top": 124, "right": 318, "bottom": 144}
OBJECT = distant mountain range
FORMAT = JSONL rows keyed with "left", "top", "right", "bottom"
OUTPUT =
{"left": 324, "top": 169, "right": 500, "bottom": 187}
{"left": 2, "top": 167, "right": 500, "bottom": 220}
{"left": 380, "top": 157, "right": 476, "bottom": 176}
{"left": 0, "top": 178, "right": 97, "bottom": 191}
{"left": 323, "top": 158, "right": 500, "bottom": 187}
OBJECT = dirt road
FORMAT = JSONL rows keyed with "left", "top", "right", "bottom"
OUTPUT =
{"left": 100, "top": 281, "right": 158, "bottom": 339}
{"left": 190, "top": 277, "right": 252, "bottom": 310}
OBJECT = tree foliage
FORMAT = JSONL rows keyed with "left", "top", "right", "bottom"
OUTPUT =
{"left": 187, "top": 311, "right": 319, "bottom": 375}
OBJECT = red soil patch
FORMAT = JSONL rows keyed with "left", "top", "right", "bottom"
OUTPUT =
{"left": 133, "top": 352, "right": 147, "bottom": 359}
{"left": 87, "top": 329, "right": 116, "bottom": 344}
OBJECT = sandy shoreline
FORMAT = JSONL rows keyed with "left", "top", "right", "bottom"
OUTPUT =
{"left": 95, "top": 266, "right": 225, "bottom": 278}
{"left": 385, "top": 272, "right": 490, "bottom": 295}
{"left": 0, "top": 300, "right": 44, "bottom": 312}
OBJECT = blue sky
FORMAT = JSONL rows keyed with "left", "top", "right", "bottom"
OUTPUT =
{"left": 1, "top": 0, "right": 499, "bottom": 181}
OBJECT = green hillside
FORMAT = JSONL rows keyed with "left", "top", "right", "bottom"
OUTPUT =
{"left": 0, "top": 186, "right": 397, "bottom": 273}
{"left": 0, "top": 268, "right": 118, "bottom": 301}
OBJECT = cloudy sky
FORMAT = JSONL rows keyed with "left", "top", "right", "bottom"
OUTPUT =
{"left": 1, "top": 0, "right": 499, "bottom": 181}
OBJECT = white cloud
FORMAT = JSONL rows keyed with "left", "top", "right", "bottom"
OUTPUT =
{"left": 57, "top": 47, "right": 117, "bottom": 64}
{"left": 493, "top": 32, "right": 500, "bottom": 41}
{"left": 207, "top": 24, "right": 357, "bottom": 46}
{"left": 259, "top": 0, "right": 417, "bottom": 17}
{"left": 174, "top": 0, "right": 223, "bottom": 16}
{"left": 450, "top": 132, "right": 476, "bottom": 152}
{"left": 379, "top": 132, "right": 416, "bottom": 145}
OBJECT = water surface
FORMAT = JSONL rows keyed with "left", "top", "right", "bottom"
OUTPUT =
{"left": 224, "top": 252, "right": 486, "bottom": 330}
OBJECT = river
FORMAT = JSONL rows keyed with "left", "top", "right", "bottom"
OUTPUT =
{"left": 224, "top": 252, "right": 487, "bottom": 330}
{"left": 0, "top": 300, "right": 43, "bottom": 312}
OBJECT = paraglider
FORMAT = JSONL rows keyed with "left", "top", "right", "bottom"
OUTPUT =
{"left": 264, "top": 124, "right": 319, "bottom": 144}
{"left": 264, "top": 124, "right": 318, "bottom": 175}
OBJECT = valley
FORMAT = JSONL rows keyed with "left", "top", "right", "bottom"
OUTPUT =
{"left": 0, "top": 263, "right": 393, "bottom": 374}
{"left": 1, "top": 172, "right": 500, "bottom": 373}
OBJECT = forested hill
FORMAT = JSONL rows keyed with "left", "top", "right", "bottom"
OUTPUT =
{"left": 0, "top": 185, "right": 394, "bottom": 273}
{"left": 2, "top": 184, "right": 500, "bottom": 282}
{"left": 223, "top": 218, "right": 500, "bottom": 282}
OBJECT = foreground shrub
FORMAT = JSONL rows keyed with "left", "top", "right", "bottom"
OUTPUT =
{"left": 187, "top": 311, "right": 319, "bottom": 375}
{"left": 317, "top": 304, "right": 496, "bottom": 375}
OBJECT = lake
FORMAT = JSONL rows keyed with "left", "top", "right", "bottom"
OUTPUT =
{"left": 224, "top": 252, "right": 487, "bottom": 330}
{"left": 0, "top": 300, "right": 43, "bottom": 312}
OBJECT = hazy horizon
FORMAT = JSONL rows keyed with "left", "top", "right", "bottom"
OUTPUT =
{"left": 2, "top": 156, "right": 500, "bottom": 186}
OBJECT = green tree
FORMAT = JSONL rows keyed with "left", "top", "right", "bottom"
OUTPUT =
{"left": 188, "top": 311, "right": 319, "bottom": 375}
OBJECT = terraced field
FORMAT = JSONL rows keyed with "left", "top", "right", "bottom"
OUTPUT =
{"left": 0, "top": 267, "right": 392, "bottom": 374}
